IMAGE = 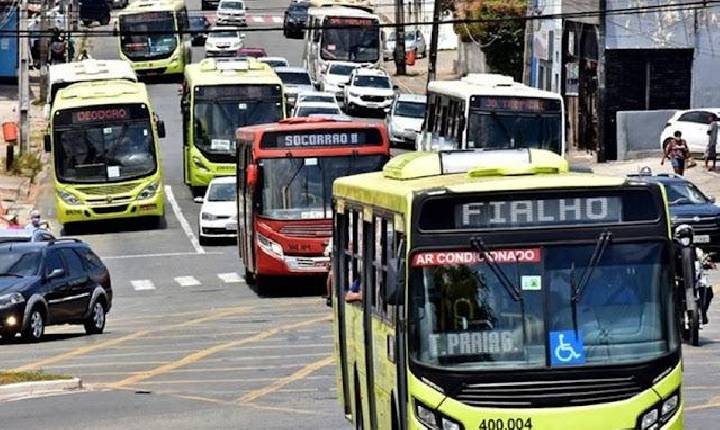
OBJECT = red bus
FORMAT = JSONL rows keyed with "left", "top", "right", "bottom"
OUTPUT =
{"left": 235, "top": 117, "right": 391, "bottom": 291}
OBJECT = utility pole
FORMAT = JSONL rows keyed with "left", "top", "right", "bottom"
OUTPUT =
{"left": 394, "top": 0, "right": 406, "bottom": 75}
{"left": 521, "top": 1, "right": 534, "bottom": 85}
{"left": 18, "top": 0, "right": 30, "bottom": 156}
{"left": 596, "top": 0, "right": 607, "bottom": 162}
{"left": 38, "top": 0, "right": 51, "bottom": 103}
{"left": 426, "top": 0, "right": 441, "bottom": 86}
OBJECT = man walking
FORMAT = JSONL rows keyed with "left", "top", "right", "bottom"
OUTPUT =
{"left": 706, "top": 119, "right": 718, "bottom": 171}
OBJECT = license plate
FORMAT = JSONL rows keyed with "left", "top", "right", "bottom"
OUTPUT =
{"left": 479, "top": 417, "right": 533, "bottom": 430}
{"left": 695, "top": 234, "right": 711, "bottom": 244}
{"left": 367, "top": 103, "right": 379, "bottom": 109}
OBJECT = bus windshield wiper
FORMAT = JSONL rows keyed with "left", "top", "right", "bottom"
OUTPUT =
{"left": 571, "top": 231, "right": 613, "bottom": 303}
{"left": 470, "top": 237, "right": 522, "bottom": 302}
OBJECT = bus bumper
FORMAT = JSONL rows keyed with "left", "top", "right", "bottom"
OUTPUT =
{"left": 188, "top": 159, "right": 236, "bottom": 188}
{"left": 56, "top": 188, "right": 165, "bottom": 224}
{"left": 130, "top": 56, "right": 184, "bottom": 76}
{"left": 255, "top": 245, "right": 329, "bottom": 276}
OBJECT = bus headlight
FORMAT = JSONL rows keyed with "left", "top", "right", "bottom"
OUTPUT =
{"left": 661, "top": 394, "right": 679, "bottom": 421}
{"left": 257, "top": 233, "right": 283, "bottom": 258}
{"left": 58, "top": 190, "right": 81, "bottom": 205}
{"left": 415, "top": 399, "right": 463, "bottom": 430}
{"left": 637, "top": 391, "right": 680, "bottom": 430}
{"left": 137, "top": 182, "right": 159, "bottom": 200}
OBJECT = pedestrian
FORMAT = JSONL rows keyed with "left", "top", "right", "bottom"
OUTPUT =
{"left": 661, "top": 131, "right": 690, "bottom": 175}
{"left": 706, "top": 118, "right": 718, "bottom": 171}
{"left": 25, "top": 209, "right": 41, "bottom": 230}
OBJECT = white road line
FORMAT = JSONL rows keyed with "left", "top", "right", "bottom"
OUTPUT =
{"left": 218, "top": 272, "right": 243, "bottom": 283}
{"left": 174, "top": 276, "right": 202, "bottom": 287}
{"left": 272, "top": 16, "right": 282, "bottom": 23}
{"left": 251, "top": 15, "right": 264, "bottom": 23}
{"left": 164, "top": 185, "right": 205, "bottom": 254}
{"left": 103, "top": 251, "right": 223, "bottom": 260}
{"left": 131, "top": 280, "right": 156, "bottom": 291}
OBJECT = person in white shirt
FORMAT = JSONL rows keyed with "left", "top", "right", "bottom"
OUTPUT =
{"left": 25, "top": 209, "right": 41, "bottom": 230}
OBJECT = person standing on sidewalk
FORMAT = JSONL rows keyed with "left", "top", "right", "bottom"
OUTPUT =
{"left": 661, "top": 131, "right": 690, "bottom": 175}
{"left": 705, "top": 118, "right": 718, "bottom": 171}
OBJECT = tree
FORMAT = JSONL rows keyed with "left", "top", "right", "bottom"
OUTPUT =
{"left": 452, "top": 0, "right": 526, "bottom": 81}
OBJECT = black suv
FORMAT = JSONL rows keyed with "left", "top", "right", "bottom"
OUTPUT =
{"left": 0, "top": 239, "right": 112, "bottom": 342}
{"left": 283, "top": 0, "right": 308, "bottom": 39}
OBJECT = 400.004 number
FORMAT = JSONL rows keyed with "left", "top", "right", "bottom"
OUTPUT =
{"left": 479, "top": 418, "right": 533, "bottom": 430}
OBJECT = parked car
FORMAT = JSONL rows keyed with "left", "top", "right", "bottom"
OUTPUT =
{"left": 383, "top": 29, "right": 427, "bottom": 60}
{"left": 189, "top": 14, "right": 210, "bottom": 47}
{"left": 216, "top": 0, "right": 247, "bottom": 27}
{"left": 237, "top": 47, "right": 267, "bottom": 58}
{"left": 344, "top": 67, "right": 396, "bottom": 114}
{"left": 0, "top": 239, "right": 112, "bottom": 342}
{"left": 388, "top": 93, "right": 427, "bottom": 146}
{"left": 630, "top": 168, "right": 720, "bottom": 251}
{"left": 296, "top": 91, "right": 339, "bottom": 105}
{"left": 320, "top": 62, "right": 359, "bottom": 101}
{"left": 274, "top": 66, "right": 314, "bottom": 107}
{"left": 283, "top": 0, "right": 308, "bottom": 39}
{"left": 292, "top": 101, "right": 342, "bottom": 118}
{"left": 257, "top": 56, "right": 290, "bottom": 68}
{"left": 205, "top": 26, "right": 245, "bottom": 57}
{"left": 661, "top": 109, "right": 720, "bottom": 153}
{"left": 0, "top": 228, "right": 55, "bottom": 243}
{"left": 198, "top": 176, "right": 237, "bottom": 245}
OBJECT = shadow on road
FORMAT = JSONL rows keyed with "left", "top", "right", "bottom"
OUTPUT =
{"left": 1, "top": 332, "right": 87, "bottom": 345}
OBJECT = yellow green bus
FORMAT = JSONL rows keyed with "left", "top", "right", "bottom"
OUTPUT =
{"left": 117, "top": 0, "right": 191, "bottom": 77}
{"left": 182, "top": 58, "right": 285, "bottom": 192}
{"left": 331, "top": 149, "right": 682, "bottom": 430}
{"left": 45, "top": 79, "right": 166, "bottom": 228}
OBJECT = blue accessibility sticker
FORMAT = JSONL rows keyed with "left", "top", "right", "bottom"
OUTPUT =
{"left": 549, "top": 330, "right": 586, "bottom": 366}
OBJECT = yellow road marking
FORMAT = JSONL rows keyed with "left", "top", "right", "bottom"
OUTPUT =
{"left": 108, "top": 315, "right": 331, "bottom": 389}
{"left": 685, "top": 395, "right": 720, "bottom": 411}
{"left": 134, "top": 375, "right": 330, "bottom": 385}
{"left": 160, "top": 392, "right": 329, "bottom": 416}
{"left": 238, "top": 355, "right": 335, "bottom": 403}
{"left": 13, "top": 307, "right": 251, "bottom": 372}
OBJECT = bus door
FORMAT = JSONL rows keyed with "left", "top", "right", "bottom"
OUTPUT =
{"left": 361, "top": 210, "right": 378, "bottom": 430}
{"left": 334, "top": 205, "right": 352, "bottom": 416}
{"left": 240, "top": 144, "right": 256, "bottom": 275}
{"left": 181, "top": 86, "right": 191, "bottom": 185}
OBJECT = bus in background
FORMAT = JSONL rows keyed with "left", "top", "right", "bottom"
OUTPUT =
{"left": 116, "top": 0, "right": 191, "bottom": 77}
{"left": 299, "top": 0, "right": 381, "bottom": 85}
{"left": 235, "top": 118, "right": 390, "bottom": 292}
{"left": 44, "top": 80, "right": 166, "bottom": 230}
{"left": 331, "top": 149, "right": 681, "bottom": 430}
{"left": 419, "top": 73, "right": 565, "bottom": 155}
{"left": 182, "top": 58, "right": 285, "bottom": 194}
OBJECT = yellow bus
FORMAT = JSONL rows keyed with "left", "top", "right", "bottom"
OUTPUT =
{"left": 331, "top": 149, "right": 681, "bottom": 430}
{"left": 182, "top": 58, "right": 285, "bottom": 192}
{"left": 116, "top": 0, "right": 191, "bottom": 77}
{"left": 45, "top": 79, "right": 166, "bottom": 228}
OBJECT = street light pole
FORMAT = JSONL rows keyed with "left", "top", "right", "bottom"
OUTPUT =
{"left": 394, "top": 0, "right": 407, "bottom": 75}
{"left": 38, "top": 0, "right": 50, "bottom": 103}
{"left": 18, "top": 0, "right": 30, "bottom": 156}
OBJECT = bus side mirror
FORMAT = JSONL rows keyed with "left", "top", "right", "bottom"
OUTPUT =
{"left": 246, "top": 163, "right": 257, "bottom": 188}
{"left": 44, "top": 135, "right": 51, "bottom": 152}
{"left": 157, "top": 120, "right": 166, "bottom": 138}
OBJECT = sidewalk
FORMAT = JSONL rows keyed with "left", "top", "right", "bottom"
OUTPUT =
{"left": 386, "top": 49, "right": 458, "bottom": 95}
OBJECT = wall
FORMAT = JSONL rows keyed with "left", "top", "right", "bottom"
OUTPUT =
{"left": 456, "top": 41, "right": 488, "bottom": 75}
{"left": 615, "top": 110, "right": 676, "bottom": 160}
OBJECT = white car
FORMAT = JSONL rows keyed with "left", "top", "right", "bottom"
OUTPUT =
{"left": 204, "top": 27, "right": 245, "bottom": 57}
{"left": 320, "top": 62, "right": 360, "bottom": 101}
{"left": 198, "top": 176, "right": 237, "bottom": 245}
{"left": 257, "top": 57, "right": 289, "bottom": 68}
{"left": 388, "top": 93, "right": 427, "bottom": 146}
{"left": 661, "top": 109, "right": 720, "bottom": 153}
{"left": 216, "top": 0, "right": 247, "bottom": 26}
{"left": 296, "top": 91, "right": 339, "bottom": 106}
{"left": 292, "top": 101, "right": 342, "bottom": 118}
{"left": 344, "top": 68, "right": 396, "bottom": 114}
{"left": 275, "top": 66, "right": 314, "bottom": 107}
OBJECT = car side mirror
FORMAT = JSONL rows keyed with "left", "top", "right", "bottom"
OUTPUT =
{"left": 246, "top": 163, "right": 258, "bottom": 188}
{"left": 44, "top": 135, "right": 51, "bottom": 152}
{"left": 157, "top": 120, "right": 166, "bottom": 138}
{"left": 47, "top": 268, "right": 65, "bottom": 280}
{"left": 384, "top": 239, "right": 405, "bottom": 306}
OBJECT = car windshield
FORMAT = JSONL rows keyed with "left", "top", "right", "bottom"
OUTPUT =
{"left": 296, "top": 107, "right": 339, "bottom": 117}
{"left": 119, "top": 12, "right": 177, "bottom": 60}
{"left": 664, "top": 182, "right": 710, "bottom": 205}
{"left": 54, "top": 110, "right": 157, "bottom": 183}
{"left": 221, "top": 1, "right": 243, "bottom": 9}
{"left": 261, "top": 59, "right": 288, "bottom": 67}
{"left": 394, "top": 101, "right": 425, "bottom": 118}
{"left": 321, "top": 22, "right": 380, "bottom": 62}
{"left": 409, "top": 242, "right": 676, "bottom": 370}
{"left": 276, "top": 72, "right": 312, "bottom": 86}
{"left": 467, "top": 111, "right": 562, "bottom": 154}
{"left": 0, "top": 249, "right": 41, "bottom": 276}
{"left": 260, "top": 155, "right": 387, "bottom": 219}
{"left": 210, "top": 30, "right": 239, "bottom": 39}
{"left": 354, "top": 75, "right": 390, "bottom": 88}
{"left": 329, "top": 64, "right": 356, "bottom": 76}
{"left": 208, "top": 182, "right": 236, "bottom": 201}
{"left": 299, "top": 95, "right": 335, "bottom": 103}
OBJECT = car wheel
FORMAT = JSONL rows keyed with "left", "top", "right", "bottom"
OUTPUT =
{"left": 21, "top": 307, "right": 45, "bottom": 342}
{"left": 84, "top": 300, "right": 106, "bottom": 335}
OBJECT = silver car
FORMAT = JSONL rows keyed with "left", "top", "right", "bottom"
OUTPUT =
{"left": 274, "top": 66, "right": 314, "bottom": 107}
{"left": 383, "top": 30, "right": 427, "bottom": 60}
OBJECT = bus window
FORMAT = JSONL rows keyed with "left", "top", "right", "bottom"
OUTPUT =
{"left": 320, "top": 17, "right": 379, "bottom": 63}
{"left": 119, "top": 12, "right": 177, "bottom": 60}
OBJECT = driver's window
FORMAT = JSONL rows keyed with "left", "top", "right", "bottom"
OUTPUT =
{"left": 45, "top": 251, "right": 64, "bottom": 277}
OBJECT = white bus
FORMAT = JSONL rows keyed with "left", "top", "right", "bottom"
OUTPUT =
{"left": 418, "top": 74, "right": 565, "bottom": 155}
{"left": 301, "top": 0, "right": 382, "bottom": 85}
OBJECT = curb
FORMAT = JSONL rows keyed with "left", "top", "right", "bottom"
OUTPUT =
{"left": 0, "top": 377, "right": 83, "bottom": 401}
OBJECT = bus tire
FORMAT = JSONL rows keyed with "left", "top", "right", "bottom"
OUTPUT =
{"left": 354, "top": 374, "right": 364, "bottom": 430}
{"left": 244, "top": 269, "right": 255, "bottom": 284}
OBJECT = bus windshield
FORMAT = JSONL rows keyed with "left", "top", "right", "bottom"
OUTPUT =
{"left": 119, "top": 12, "right": 177, "bottom": 60}
{"left": 54, "top": 105, "right": 157, "bottom": 183}
{"left": 467, "top": 111, "right": 562, "bottom": 154}
{"left": 409, "top": 242, "right": 675, "bottom": 370}
{"left": 260, "top": 154, "right": 387, "bottom": 220}
{"left": 321, "top": 19, "right": 379, "bottom": 62}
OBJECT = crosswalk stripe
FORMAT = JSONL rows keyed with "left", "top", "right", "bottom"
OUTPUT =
{"left": 174, "top": 276, "right": 202, "bottom": 287}
{"left": 251, "top": 15, "right": 264, "bottom": 23}
{"left": 131, "top": 280, "right": 156, "bottom": 291}
{"left": 272, "top": 16, "right": 282, "bottom": 23}
{"left": 218, "top": 272, "right": 243, "bottom": 284}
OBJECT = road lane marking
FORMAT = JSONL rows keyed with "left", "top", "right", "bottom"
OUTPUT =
{"left": 174, "top": 275, "right": 201, "bottom": 287}
{"left": 154, "top": 392, "right": 330, "bottom": 416}
{"left": 131, "top": 280, "right": 156, "bottom": 291}
{"left": 135, "top": 375, "right": 330, "bottom": 384}
{"left": 272, "top": 16, "right": 282, "bottom": 23}
{"left": 251, "top": 15, "right": 264, "bottom": 22}
{"left": 104, "top": 251, "right": 222, "bottom": 260}
{"left": 164, "top": 184, "right": 205, "bottom": 254}
{"left": 13, "top": 307, "right": 251, "bottom": 372}
{"left": 238, "top": 355, "right": 335, "bottom": 403}
{"left": 218, "top": 272, "right": 243, "bottom": 283}
{"left": 108, "top": 315, "right": 331, "bottom": 389}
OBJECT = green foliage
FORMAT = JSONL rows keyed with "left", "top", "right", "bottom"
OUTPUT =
{"left": 10, "top": 152, "right": 43, "bottom": 183}
{"left": 454, "top": 0, "right": 527, "bottom": 81}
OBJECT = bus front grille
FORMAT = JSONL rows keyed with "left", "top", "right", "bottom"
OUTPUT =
{"left": 455, "top": 376, "right": 645, "bottom": 408}
{"left": 76, "top": 182, "right": 140, "bottom": 195}
{"left": 279, "top": 225, "right": 332, "bottom": 237}
{"left": 92, "top": 205, "right": 129, "bottom": 214}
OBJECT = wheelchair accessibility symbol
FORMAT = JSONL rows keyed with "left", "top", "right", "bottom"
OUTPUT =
{"left": 549, "top": 330, "right": 585, "bottom": 366}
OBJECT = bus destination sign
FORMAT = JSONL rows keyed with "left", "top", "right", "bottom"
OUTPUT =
{"left": 326, "top": 17, "right": 376, "bottom": 26}
{"left": 457, "top": 197, "right": 622, "bottom": 229}
{"left": 260, "top": 128, "right": 381, "bottom": 149}
{"left": 55, "top": 104, "right": 148, "bottom": 125}
{"left": 472, "top": 96, "right": 561, "bottom": 113}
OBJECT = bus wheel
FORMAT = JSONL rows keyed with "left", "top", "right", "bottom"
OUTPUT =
{"left": 244, "top": 269, "right": 255, "bottom": 285}
{"left": 354, "top": 377, "right": 364, "bottom": 430}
